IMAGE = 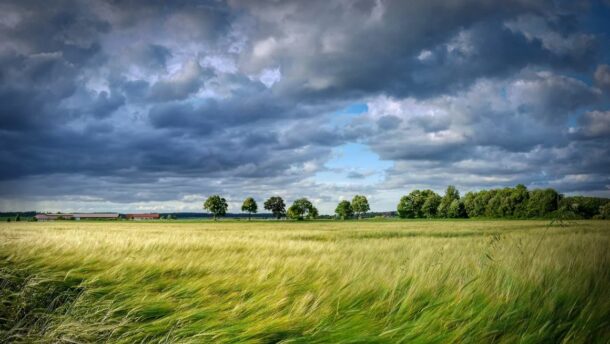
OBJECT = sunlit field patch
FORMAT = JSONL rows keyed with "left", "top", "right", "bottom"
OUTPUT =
{"left": 1, "top": 220, "right": 609, "bottom": 343}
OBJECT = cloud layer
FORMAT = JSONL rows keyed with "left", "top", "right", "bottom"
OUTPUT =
{"left": 1, "top": 0, "right": 609, "bottom": 213}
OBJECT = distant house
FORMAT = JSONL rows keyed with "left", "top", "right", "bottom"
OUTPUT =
{"left": 34, "top": 213, "right": 119, "bottom": 221}
{"left": 73, "top": 213, "right": 119, "bottom": 220}
{"left": 35, "top": 213, "right": 72, "bottom": 221}
{"left": 124, "top": 213, "right": 160, "bottom": 220}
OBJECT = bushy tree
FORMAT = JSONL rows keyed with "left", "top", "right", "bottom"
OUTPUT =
{"left": 447, "top": 199, "right": 467, "bottom": 218}
{"left": 335, "top": 200, "right": 353, "bottom": 220}
{"left": 561, "top": 196, "right": 609, "bottom": 219}
{"left": 511, "top": 184, "right": 530, "bottom": 217}
{"left": 241, "top": 197, "right": 258, "bottom": 220}
{"left": 421, "top": 191, "right": 441, "bottom": 218}
{"left": 351, "top": 195, "right": 370, "bottom": 219}
{"left": 203, "top": 195, "right": 228, "bottom": 220}
{"left": 264, "top": 196, "right": 286, "bottom": 219}
{"left": 397, "top": 189, "right": 440, "bottom": 218}
{"left": 462, "top": 185, "right": 568, "bottom": 219}
{"left": 397, "top": 194, "right": 417, "bottom": 218}
{"left": 597, "top": 202, "right": 610, "bottom": 219}
{"left": 15, "top": 214, "right": 21, "bottom": 222}
{"left": 526, "top": 189, "right": 561, "bottom": 217}
{"left": 287, "top": 198, "right": 318, "bottom": 220}
{"left": 463, "top": 192, "right": 477, "bottom": 217}
{"left": 438, "top": 185, "right": 460, "bottom": 217}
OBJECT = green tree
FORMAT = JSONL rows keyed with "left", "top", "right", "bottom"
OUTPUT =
{"left": 264, "top": 196, "right": 286, "bottom": 219}
{"left": 463, "top": 191, "right": 477, "bottom": 217}
{"left": 511, "top": 184, "right": 529, "bottom": 217}
{"left": 561, "top": 196, "right": 609, "bottom": 219}
{"left": 203, "top": 195, "right": 228, "bottom": 220}
{"left": 308, "top": 206, "right": 319, "bottom": 220}
{"left": 447, "top": 199, "right": 467, "bottom": 218}
{"left": 421, "top": 191, "right": 442, "bottom": 218}
{"left": 398, "top": 190, "right": 440, "bottom": 218}
{"left": 397, "top": 194, "right": 415, "bottom": 218}
{"left": 287, "top": 198, "right": 318, "bottom": 220}
{"left": 241, "top": 197, "right": 258, "bottom": 220}
{"left": 335, "top": 200, "right": 353, "bottom": 220}
{"left": 598, "top": 202, "right": 610, "bottom": 219}
{"left": 15, "top": 214, "right": 21, "bottom": 222}
{"left": 351, "top": 195, "right": 370, "bottom": 219}
{"left": 438, "top": 185, "right": 460, "bottom": 218}
{"left": 526, "top": 189, "right": 561, "bottom": 217}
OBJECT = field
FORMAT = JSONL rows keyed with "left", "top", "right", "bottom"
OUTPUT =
{"left": 1, "top": 220, "right": 609, "bottom": 343}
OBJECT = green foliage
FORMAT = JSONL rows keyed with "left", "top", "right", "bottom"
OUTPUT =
{"left": 525, "top": 188, "right": 561, "bottom": 218}
{"left": 264, "top": 196, "right": 286, "bottom": 219}
{"left": 335, "top": 200, "right": 353, "bottom": 220}
{"left": 397, "top": 190, "right": 441, "bottom": 218}
{"left": 438, "top": 185, "right": 460, "bottom": 217}
{"left": 447, "top": 199, "right": 467, "bottom": 218}
{"left": 561, "top": 196, "right": 610, "bottom": 219}
{"left": 351, "top": 195, "right": 370, "bottom": 219}
{"left": 396, "top": 185, "right": 600, "bottom": 219}
{"left": 241, "top": 197, "right": 258, "bottom": 220}
{"left": 203, "top": 195, "right": 228, "bottom": 220}
{"left": 598, "top": 202, "right": 610, "bottom": 219}
{"left": 15, "top": 214, "right": 21, "bottom": 222}
{"left": 421, "top": 191, "right": 442, "bottom": 218}
{"left": 462, "top": 185, "right": 577, "bottom": 219}
{"left": 287, "top": 198, "right": 318, "bottom": 220}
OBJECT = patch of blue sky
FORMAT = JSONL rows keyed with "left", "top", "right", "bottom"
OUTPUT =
{"left": 328, "top": 102, "right": 368, "bottom": 127}
{"left": 314, "top": 143, "right": 393, "bottom": 186}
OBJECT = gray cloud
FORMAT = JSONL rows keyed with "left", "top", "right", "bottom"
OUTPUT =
{"left": 0, "top": 0, "right": 609, "bottom": 213}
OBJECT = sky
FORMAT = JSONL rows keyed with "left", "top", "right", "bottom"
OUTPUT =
{"left": 1, "top": 0, "right": 609, "bottom": 214}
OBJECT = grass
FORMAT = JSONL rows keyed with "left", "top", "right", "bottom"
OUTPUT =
{"left": 0, "top": 220, "right": 609, "bottom": 343}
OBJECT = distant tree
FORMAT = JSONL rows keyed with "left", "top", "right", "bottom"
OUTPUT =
{"left": 203, "top": 195, "right": 228, "bottom": 220}
{"left": 264, "top": 196, "right": 286, "bottom": 219}
{"left": 335, "top": 200, "right": 353, "bottom": 220}
{"left": 241, "top": 197, "right": 258, "bottom": 220}
{"left": 15, "top": 214, "right": 21, "bottom": 222}
{"left": 397, "top": 189, "right": 440, "bottom": 218}
{"left": 597, "top": 202, "right": 610, "bottom": 219}
{"left": 526, "top": 189, "right": 561, "bottom": 218}
{"left": 351, "top": 195, "right": 370, "bottom": 219}
{"left": 561, "top": 196, "right": 609, "bottom": 219}
{"left": 447, "top": 199, "right": 467, "bottom": 218}
{"left": 6, "top": 218, "right": 10, "bottom": 222}
{"left": 287, "top": 198, "right": 318, "bottom": 220}
{"left": 308, "top": 206, "right": 319, "bottom": 220}
{"left": 397, "top": 193, "right": 417, "bottom": 218}
{"left": 421, "top": 190, "right": 441, "bottom": 218}
{"left": 438, "top": 185, "right": 460, "bottom": 218}
{"left": 463, "top": 191, "right": 477, "bottom": 217}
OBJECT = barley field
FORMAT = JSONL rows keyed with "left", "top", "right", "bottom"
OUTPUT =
{"left": 1, "top": 220, "right": 609, "bottom": 343}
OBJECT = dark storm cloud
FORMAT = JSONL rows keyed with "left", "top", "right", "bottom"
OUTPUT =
{"left": 0, "top": 0, "right": 609, "bottom": 212}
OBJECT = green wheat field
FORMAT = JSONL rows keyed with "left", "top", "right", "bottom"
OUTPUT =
{"left": 1, "top": 220, "right": 609, "bottom": 343}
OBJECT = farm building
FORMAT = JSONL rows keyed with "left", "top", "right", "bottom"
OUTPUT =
{"left": 73, "top": 213, "right": 119, "bottom": 220}
{"left": 35, "top": 213, "right": 72, "bottom": 221}
{"left": 34, "top": 213, "right": 119, "bottom": 221}
{"left": 124, "top": 213, "right": 160, "bottom": 220}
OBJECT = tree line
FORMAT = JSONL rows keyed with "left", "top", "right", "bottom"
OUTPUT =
{"left": 398, "top": 184, "right": 610, "bottom": 219}
{"left": 203, "top": 185, "right": 610, "bottom": 220}
{"left": 203, "top": 194, "right": 370, "bottom": 220}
